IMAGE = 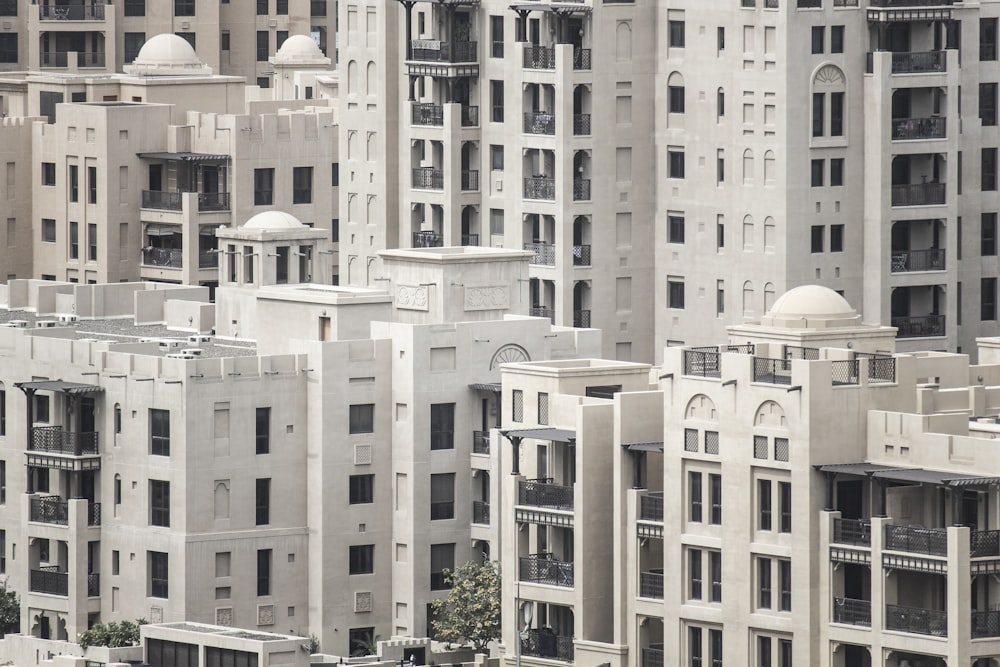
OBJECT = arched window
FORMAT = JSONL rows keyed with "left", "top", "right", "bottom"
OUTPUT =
{"left": 668, "top": 72, "right": 685, "bottom": 116}
{"left": 214, "top": 481, "right": 230, "bottom": 519}
{"left": 743, "top": 280, "right": 755, "bottom": 316}
{"left": 812, "top": 65, "right": 846, "bottom": 138}
{"left": 743, "top": 149, "right": 754, "bottom": 185}
{"left": 366, "top": 61, "right": 376, "bottom": 96}
{"left": 764, "top": 217, "right": 776, "bottom": 251}
{"left": 764, "top": 282, "right": 776, "bottom": 311}
{"left": 764, "top": 151, "right": 776, "bottom": 184}
{"left": 616, "top": 21, "right": 632, "bottom": 61}
{"left": 347, "top": 60, "right": 359, "bottom": 96}
{"left": 743, "top": 215, "right": 755, "bottom": 251}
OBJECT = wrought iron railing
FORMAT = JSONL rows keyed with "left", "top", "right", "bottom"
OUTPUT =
{"left": 833, "top": 518, "right": 871, "bottom": 546}
{"left": 461, "top": 105, "right": 479, "bottom": 127}
{"left": 573, "top": 179, "right": 591, "bottom": 201}
{"left": 892, "top": 116, "right": 946, "bottom": 141}
{"left": 891, "top": 314, "right": 945, "bottom": 338}
{"left": 461, "top": 170, "right": 479, "bottom": 191}
{"left": 891, "top": 51, "right": 947, "bottom": 74}
{"left": 684, "top": 349, "right": 721, "bottom": 378}
{"left": 88, "top": 502, "right": 101, "bottom": 526}
{"left": 640, "top": 493, "right": 664, "bottom": 522}
{"left": 524, "top": 45, "right": 556, "bottom": 70}
{"left": 518, "top": 479, "right": 574, "bottom": 510}
{"left": 87, "top": 573, "right": 100, "bottom": 597}
{"left": 472, "top": 501, "right": 490, "bottom": 525}
{"left": 521, "top": 630, "right": 573, "bottom": 661}
{"left": 833, "top": 597, "right": 871, "bottom": 627}
{"left": 973, "top": 610, "right": 1000, "bottom": 638}
{"left": 971, "top": 529, "right": 1000, "bottom": 557}
{"left": 198, "top": 191, "right": 230, "bottom": 212}
{"left": 573, "top": 114, "right": 591, "bottom": 136}
{"left": 411, "top": 103, "right": 443, "bottom": 127}
{"left": 524, "top": 112, "right": 556, "bottom": 135}
{"left": 143, "top": 248, "right": 183, "bottom": 268}
{"left": 573, "top": 47, "right": 591, "bottom": 70}
{"left": 891, "top": 182, "right": 946, "bottom": 206}
{"left": 30, "top": 496, "right": 68, "bottom": 525}
{"left": 40, "top": 4, "right": 105, "bottom": 20}
{"left": 753, "top": 357, "right": 792, "bottom": 385}
{"left": 461, "top": 234, "right": 479, "bottom": 246}
{"left": 885, "top": 604, "right": 948, "bottom": 637}
{"left": 412, "top": 167, "right": 444, "bottom": 190}
{"left": 524, "top": 242, "right": 556, "bottom": 266}
{"left": 412, "top": 231, "right": 443, "bottom": 248}
{"left": 573, "top": 310, "right": 590, "bottom": 328}
{"left": 31, "top": 426, "right": 99, "bottom": 455}
{"left": 530, "top": 307, "right": 555, "bottom": 322}
{"left": 142, "top": 190, "right": 182, "bottom": 210}
{"left": 472, "top": 431, "right": 490, "bottom": 454}
{"left": 524, "top": 177, "right": 556, "bottom": 200}
{"left": 573, "top": 245, "right": 591, "bottom": 266}
{"left": 861, "top": 354, "right": 896, "bottom": 384}
{"left": 885, "top": 524, "right": 947, "bottom": 556}
{"left": 199, "top": 251, "right": 219, "bottom": 269}
{"left": 831, "top": 359, "right": 860, "bottom": 386}
{"left": 30, "top": 567, "right": 68, "bottom": 596}
{"left": 639, "top": 570, "right": 664, "bottom": 599}
{"left": 519, "top": 554, "right": 574, "bottom": 587}
{"left": 890, "top": 248, "right": 945, "bottom": 272}
{"left": 409, "top": 40, "right": 477, "bottom": 63}
{"left": 641, "top": 648, "right": 664, "bottom": 667}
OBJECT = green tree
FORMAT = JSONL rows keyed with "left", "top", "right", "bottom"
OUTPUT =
{"left": 430, "top": 561, "right": 501, "bottom": 653}
{"left": 0, "top": 580, "right": 19, "bottom": 637}
{"left": 78, "top": 618, "right": 147, "bottom": 650}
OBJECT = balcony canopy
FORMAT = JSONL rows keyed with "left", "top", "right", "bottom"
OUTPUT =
{"left": 818, "top": 462, "right": 1000, "bottom": 486}
{"left": 623, "top": 442, "right": 664, "bottom": 452}
{"left": 502, "top": 427, "right": 576, "bottom": 442}
{"left": 14, "top": 381, "right": 103, "bottom": 395}
{"left": 138, "top": 152, "right": 229, "bottom": 162}
{"left": 469, "top": 382, "right": 502, "bottom": 392}
{"left": 510, "top": 2, "right": 592, "bottom": 14}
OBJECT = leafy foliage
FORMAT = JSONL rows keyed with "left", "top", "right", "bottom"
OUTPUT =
{"left": 430, "top": 561, "right": 501, "bottom": 653}
{"left": 78, "top": 618, "right": 147, "bottom": 650}
{"left": 350, "top": 632, "right": 380, "bottom": 657}
{"left": 0, "top": 580, "right": 18, "bottom": 637}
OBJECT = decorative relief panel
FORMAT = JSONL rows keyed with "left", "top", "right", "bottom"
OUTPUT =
{"left": 464, "top": 284, "right": 509, "bottom": 311}
{"left": 397, "top": 285, "right": 429, "bottom": 311}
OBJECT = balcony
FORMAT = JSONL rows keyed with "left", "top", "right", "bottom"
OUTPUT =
{"left": 530, "top": 307, "right": 555, "bottom": 322}
{"left": 891, "top": 314, "right": 945, "bottom": 338}
{"left": 524, "top": 111, "right": 556, "bottom": 135}
{"left": 472, "top": 501, "right": 490, "bottom": 525}
{"left": 870, "top": 0, "right": 954, "bottom": 6}
{"left": 88, "top": 573, "right": 99, "bottom": 597}
{"left": 890, "top": 248, "right": 945, "bottom": 272}
{"left": 640, "top": 493, "right": 664, "bottom": 522}
{"left": 753, "top": 357, "right": 793, "bottom": 385}
{"left": 973, "top": 610, "right": 1000, "bottom": 638}
{"left": 412, "top": 231, "right": 443, "bottom": 248}
{"left": 524, "top": 177, "right": 555, "bottom": 201}
{"left": 142, "top": 247, "right": 182, "bottom": 268}
{"left": 573, "top": 114, "right": 591, "bottom": 136}
{"left": 573, "top": 179, "right": 590, "bottom": 201}
{"left": 833, "top": 597, "right": 872, "bottom": 627}
{"left": 198, "top": 192, "right": 231, "bottom": 212}
{"left": 31, "top": 426, "right": 98, "bottom": 456}
{"left": 461, "top": 105, "right": 479, "bottom": 127}
{"left": 472, "top": 431, "right": 490, "bottom": 454}
{"left": 199, "top": 251, "right": 219, "bottom": 269}
{"left": 885, "top": 604, "right": 947, "bottom": 637}
{"left": 30, "top": 567, "right": 68, "bottom": 596}
{"left": 142, "top": 190, "right": 182, "bottom": 211}
{"left": 641, "top": 648, "right": 664, "bottom": 667}
{"left": 518, "top": 479, "right": 574, "bottom": 510}
{"left": 409, "top": 40, "right": 477, "bottom": 64}
{"left": 573, "top": 47, "right": 591, "bottom": 71}
{"left": 412, "top": 167, "right": 444, "bottom": 190}
{"left": 832, "top": 518, "right": 871, "bottom": 546}
{"left": 684, "top": 349, "right": 722, "bottom": 379}
{"left": 971, "top": 529, "right": 1000, "bottom": 557}
{"left": 412, "top": 103, "right": 443, "bottom": 127}
{"left": 891, "top": 182, "right": 946, "bottom": 207}
{"left": 521, "top": 630, "right": 573, "bottom": 662}
{"left": 639, "top": 570, "right": 664, "bottom": 599}
{"left": 29, "top": 496, "right": 67, "bottom": 525}
{"left": 891, "top": 51, "right": 946, "bottom": 74}
{"left": 524, "top": 45, "right": 555, "bottom": 70}
{"left": 573, "top": 310, "right": 590, "bottom": 328}
{"left": 884, "top": 524, "right": 947, "bottom": 556}
{"left": 88, "top": 501, "right": 101, "bottom": 526}
{"left": 519, "top": 553, "right": 574, "bottom": 587}
{"left": 524, "top": 242, "right": 556, "bottom": 266}
{"left": 461, "top": 169, "right": 479, "bottom": 191}
{"left": 573, "top": 245, "right": 591, "bottom": 266}
{"left": 40, "top": 51, "right": 105, "bottom": 68}
{"left": 461, "top": 234, "right": 479, "bottom": 246}
{"left": 39, "top": 4, "right": 105, "bottom": 20}
{"left": 892, "top": 116, "right": 946, "bottom": 141}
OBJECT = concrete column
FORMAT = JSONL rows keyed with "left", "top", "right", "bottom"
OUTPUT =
{"left": 947, "top": 525, "right": 970, "bottom": 666}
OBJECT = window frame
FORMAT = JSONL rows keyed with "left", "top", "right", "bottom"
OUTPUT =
{"left": 150, "top": 479, "right": 170, "bottom": 527}
{"left": 349, "top": 404, "right": 374, "bottom": 434}
{"left": 349, "top": 474, "right": 374, "bottom": 504}
{"left": 349, "top": 544, "right": 375, "bottom": 575}
{"left": 255, "top": 477, "right": 271, "bottom": 526}
{"left": 150, "top": 408, "right": 170, "bottom": 456}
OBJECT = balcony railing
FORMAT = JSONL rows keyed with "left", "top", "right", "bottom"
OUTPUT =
{"left": 472, "top": 431, "right": 490, "bottom": 454}
{"left": 871, "top": 0, "right": 954, "bottom": 6}
{"left": 885, "top": 524, "right": 947, "bottom": 556}
{"left": 409, "top": 40, "right": 477, "bottom": 63}
{"left": 573, "top": 114, "right": 591, "bottom": 136}
{"left": 530, "top": 307, "right": 555, "bottom": 322}
{"left": 31, "top": 426, "right": 98, "bottom": 456}
{"left": 973, "top": 610, "right": 1000, "bottom": 638}
{"left": 885, "top": 604, "right": 947, "bottom": 637}
{"left": 833, "top": 518, "right": 871, "bottom": 546}
{"left": 831, "top": 359, "right": 860, "bottom": 386}
{"left": 142, "top": 190, "right": 182, "bottom": 210}
{"left": 40, "top": 4, "right": 105, "bottom": 20}
{"left": 524, "top": 177, "right": 555, "bottom": 200}
{"left": 88, "top": 502, "right": 101, "bottom": 526}
{"left": 30, "top": 496, "right": 68, "bottom": 525}
{"left": 683, "top": 348, "right": 722, "bottom": 378}
{"left": 862, "top": 354, "right": 897, "bottom": 384}
{"left": 640, "top": 493, "right": 664, "bottom": 522}
{"left": 753, "top": 357, "right": 792, "bottom": 385}
{"left": 641, "top": 648, "right": 664, "bottom": 667}
{"left": 639, "top": 570, "right": 664, "bottom": 599}
{"left": 972, "top": 529, "right": 1000, "bottom": 557}
{"left": 412, "top": 167, "right": 444, "bottom": 190}
{"left": 519, "top": 554, "right": 574, "bottom": 587}
{"left": 412, "top": 103, "right": 443, "bottom": 127}
{"left": 891, "top": 314, "right": 945, "bottom": 338}
{"left": 524, "top": 45, "right": 555, "bottom": 70}
{"left": 461, "top": 105, "right": 479, "bottom": 127}
{"left": 525, "top": 242, "right": 556, "bottom": 266}
{"left": 891, "top": 182, "right": 946, "bottom": 206}
{"left": 87, "top": 573, "right": 100, "bottom": 597}
{"left": 142, "top": 247, "right": 182, "bottom": 268}
{"left": 573, "top": 245, "right": 591, "bottom": 266}
{"left": 198, "top": 192, "right": 230, "bottom": 212}
{"left": 573, "top": 179, "right": 591, "bottom": 201}
{"left": 891, "top": 51, "right": 946, "bottom": 74}
{"left": 892, "top": 116, "right": 946, "bottom": 141}
{"left": 412, "top": 231, "right": 443, "bottom": 248}
{"left": 834, "top": 598, "right": 871, "bottom": 627}
{"left": 40, "top": 51, "right": 68, "bottom": 68}
{"left": 518, "top": 479, "right": 574, "bottom": 510}
{"left": 573, "top": 310, "right": 590, "bottom": 328}
{"left": 30, "top": 567, "right": 68, "bottom": 596}
{"left": 573, "top": 47, "right": 591, "bottom": 70}
{"left": 890, "top": 248, "right": 945, "bottom": 272}
{"left": 472, "top": 500, "right": 490, "bottom": 525}
{"left": 521, "top": 630, "right": 573, "bottom": 662}
{"left": 461, "top": 170, "right": 479, "bottom": 191}
{"left": 524, "top": 111, "right": 556, "bottom": 135}
{"left": 461, "top": 234, "right": 479, "bottom": 246}
{"left": 199, "top": 251, "right": 219, "bottom": 269}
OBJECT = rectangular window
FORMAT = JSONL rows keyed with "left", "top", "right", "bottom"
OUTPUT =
{"left": 491, "top": 15, "right": 504, "bottom": 58}
{"left": 0, "top": 34, "right": 14, "bottom": 64}
{"left": 430, "top": 543, "right": 455, "bottom": 590}
{"left": 35, "top": 395, "right": 50, "bottom": 423}
{"left": 717, "top": 283, "right": 725, "bottom": 316}
{"left": 779, "top": 639, "right": 792, "bottom": 667}
{"left": 758, "top": 556, "right": 772, "bottom": 609}
{"left": 668, "top": 149, "right": 685, "bottom": 179}
{"left": 717, "top": 89, "right": 725, "bottom": 117}
{"left": 709, "top": 473, "right": 722, "bottom": 525}
{"left": 256, "top": 478, "right": 271, "bottom": 525}
{"left": 811, "top": 225, "right": 824, "bottom": 253}
{"left": 810, "top": 159, "right": 824, "bottom": 187}
{"left": 41, "top": 219, "right": 55, "bottom": 243}
{"left": 254, "top": 168, "right": 274, "bottom": 206}
{"left": 779, "top": 481, "right": 792, "bottom": 533}
{"left": 150, "top": 479, "right": 170, "bottom": 527}
{"left": 221, "top": 31, "right": 230, "bottom": 51}
{"left": 830, "top": 225, "right": 844, "bottom": 253}
{"left": 983, "top": 213, "right": 997, "bottom": 256}
{"left": 292, "top": 166, "right": 313, "bottom": 204}
{"left": 257, "top": 0, "right": 267, "bottom": 13}
{"left": 490, "top": 80, "right": 504, "bottom": 123}
{"left": 982, "top": 18, "right": 998, "bottom": 60}
{"left": 490, "top": 209, "right": 504, "bottom": 236}
{"left": 257, "top": 31, "right": 269, "bottom": 61}
{"left": 985, "top": 148, "right": 998, "bottom": 191}
{"left": 331, "top": 163, "right": 339, "bottom": 186}
{"left": 690, "top": 627, "right": 702, "bottom": 666}
{"left": 758, "top": 479, "right": 772, "bottom": 530}
{"left": 668, "top": 214, "right": 685, "bottom": 244}
{"left": 812, "top": 92, "right": 825, "bottom": 137}
{"left": 779, "top": 559, "right": 792, "bottom": 611}
{"left": 0, "top": 393, "right": 4, "bottom": 436}
{"left": 684, "top": 428, "right": 699, "bottom": 452}
{"left": 349, "top": 474, "right": 374, "bottom": 504}
{"left": 276, "top": 0, "right": 287, "bottom": 14}
{"left": 149, "top": 551, "right": 168, "bottom": 598}
{"left": 69, "top": 222, "right": 79, "bottom": 260}
{"left": 349, "top": 544, "right": 375, "bottom": 574}
{"left": 257, "top": 548, "right": 271, "bottom": 596}
{"left": 41, "top": 162, "right": 55, "bottom": 186}
{"left": 512, "top": 389, "right": 523, "bottom": 422}
{"left": 689, "top": 548, "right": 702, "bottom": 600}
{"left": 982, "top": 83, "right": 998, "bottom": 126}
{"left": 87, "top": 166, "right": 97, "bottom": 203}
{"left": 718, "top": 26, "right": 725, "bottom": 51}
{"left": 430, "top": 473, "right": 455, "bottom": 520}
{"left": 150, "top": 409, "right": 170, "bottom": 456}
{"left": 349, "top": 404, "right": 374, "bottom": 434}
{"left": 710, "top": 551, "right": 722, "bottom": 603}
{"left": 430, "top": 403, "right": 455, "bottom": 450}
{"left": 255, "top": 407, "right": 270, "bottom": 454}
{"left": 124, "top": 0, "right": 145, "bottom": 16}
{"left": 175, "top": 32, "right": 196, "bottom": 50}
{"left": 830, "top": 158, "right": 844, "bottom": 186}
{"left": 124, "top": 32, "right": 145, "bottom": 62}
{"left": 831, "top": 25, "right": 844, "bottom": 53}
{"left": 689, "top": 471, "right": 703, "bottom": 523}
{"left": 669, "top": 85, "right": 685, "bottom": 114}
{"left": 811, "top": 26, "right": 824, "bottom": 54}
{"left": 669, "top": 20, "right": 685, "bottom": 48}
{"left": 830, "top": 92, "right": 844, "bottom": 136}
{"left": 758, "top": 636, "right": 772, "bottom": 667}
{"left": 668, "top": 278, "right": 685, "bottom": 309}
{"left": 87, "top": 223, "right": 96, "bottom": 261}
{"left": 174, "top": 0, "right": 195, "bottom": 16}
{"left": 537, "top": 392, "right": 549, "bottom": 425}
{"left": 983, "top": 277, "right": 997, "bottom": 320}
{"left": 717, "top": 151, "right": 725, "bottom": 184}
{"left": 69, "top": 165, "right": 78, "bottom": 202}
{"left": 490, "top": 145, "right": 504, "bottom": 171}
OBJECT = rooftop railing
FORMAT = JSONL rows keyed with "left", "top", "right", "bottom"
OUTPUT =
{"left": 683, "top": 349, "right": 721, "bottom": 378}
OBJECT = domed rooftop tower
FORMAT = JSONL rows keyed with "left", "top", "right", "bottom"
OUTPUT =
{"left": 123, "top": 34, "right": 213, "bottom": 76}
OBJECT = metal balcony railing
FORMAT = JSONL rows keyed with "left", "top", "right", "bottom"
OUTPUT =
{"left": 142, "top": 190, "right": 182, "bottom": 210}
{"left": 461, "top": 170, "right": 479, "bottom": 191}
{"left": 971, "top": 529, "right": 1000, "bottom": 557}
{"left": 861, "top": 354, "right": 897, "bottom": 384}
{"left": 88, "top": 502, "right": 101, "bottom": 526}
{"left": 832, "top": 518, "right": 871, "bottom": 546}
{"left": 461, "top": 105, "right": 479, "bottom": 127}
{"left": 573, "top": 179, "right": 591, "bottom": 201}
{"left": 641, "top": 648, "right": 664, "bottom": 667}
{"left": 524, "top": 111, "right": 556, "bottom": 135}
{"left": 518, "top": 479, "right": 574, "bottom": 510}
{"left": 199, "top": 251, "right": 219, "bottom": 269}
{"left": 472, "top": 501, "right": 490, "bottom": 525}
{"left": 519, "top": 554, "right": 574, "bottom": 587}
{"left": 40, "top": 51, "right": 68, "bottom": 68}
{"left": 890, "top": 248, "right": 945, "bottom": 272}
{"left": 572, "top": 245, "right": 591, "bottom": 266}
{"left": 573, "top": 114, "right": 591, "bottom": 136}
{"left": 891, "top": 314, "right": 945, "bottom": 338}
{"left": 973, "top": 610, "right": 1000, "bottom": 638}
{"left": 412, "top": 167, "right": 444, "bottom": 190}
{"left": 833, "top": 597, "right": 872, "bottom": 627}
{"left": 871, "top": 0, "right": 953, "bottom": 6}
{"left": 884, "top": 524, "right": 947, "bottom": 556}
{"left": 461, "top": 234, "right": 479, "bottom": 246}
{"left": 412, "top": 103, "right": 443, "bottom": 127}
{"left": 530, "top": 307, "right": 555, "bottom": 322}
{"left": 572, "top": 310, "right": 590, "bottom": 328}
{"left": 885, "top": 604, "right": 947, "bottom": 637}
{"left": 524, "top": 177, "right": 556, "bottom": 200}
{"left": 639, "top": 570, "right": 664, "bottom": 599}
{"left": 891, "top": 51, "right": 947, "bottom": 74}
{"left": 891, "top": 182, "right": 946, "bottom": 206}
{"left": 524, "top": 45, "right": 556, "bottom": 70}
{"left": 472, "top": 431, "right": 490, "bottom": 454}
{"left": 143, "top": 248, "right": 182, "bottom": 268}
{"left": 31, "top": 427, "right": 98, "bottom": 456}
{"left": 40, "top": 4, "right": 106, "bottom": 20}
{"left": 198, "top": 192, "right": 230, "bottom": 212}
{"left": 831, "top": 359, "right": 860, "bottom": 386}
{"left": 892, "top": 116, "right": 946, "bottom": 140}
{"left": 524, "top": 242, "right": 556, "bottom": 266}
{"left": 87, "top": 573, "right": 100, "bottom": 597}
{"left": 410, "top": 40, "right": 477, "bottom": 63}
{"left": 573, "top": 47, "right": 591, "bottom": 70}
{"left": 30, "top": 496, "right": 68, "bottom": 525}
{"left": 640, "top": 493, "right": 664, "bottom": 522}
{"left": 521, "top": 630, "right": 573, "bottom": 662}
{"left": 412, "top": 231, "right": 443, "bottom": 248}
{"left": 684, "top": 348, "right": 722, "bottom": 378}
{"left": 753, "top": 357, "right": 792, "bottom": 385}
{"left": 30, "top": 567, "right": 68, "bottom": 596}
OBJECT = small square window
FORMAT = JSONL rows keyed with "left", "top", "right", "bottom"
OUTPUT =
{"left": 350, "top": 404, "right": 374, "bottom": 434}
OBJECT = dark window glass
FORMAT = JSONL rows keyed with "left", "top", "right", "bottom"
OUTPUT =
{"left": 668, "top": 150, "right": 685, "bottom": 179}
{"left": 257, "top": 31, "right": 270, "bottom": 62}
{"left": 430, "top": 403, "right": 455, "bottom": 450}
{"left": 669, "top": 86, "right": 685, "bottom": 114}
{"left": 332, "top": 162, "right": 339, "bottom": 186}
{"left": 983, "top": 213, "right": 998, "bottom": 256}
{"left": 41, "top": 163, "right": 55, "bottom": 186}
{"left": 221, "top": 31, "right": 230, "bottom": 51}
{"left": 0, "top": 34, "right": 14, "bottom": 63}
{"left": 276, "top": 0, "right": 287, "bottom": 14}
{"left": 349, "top": 545, "right": 374, "bottom": 574}
{"left": 830, "top": 92, "right": 844, "bottom": 136}
{"left": 759, "top": 479, "right": 772, "bottom": 530}
{"left": 150, "top": 480, "right": 170, "bottom": 527}
{"left": 811, "top": 26, "right": 824, "bottom": 54}
{"left": 982, "top": 83, "right": 998, "bottom": 126}
{"left": 257, "top": 0, "right": 268, "bottom": 14}
{"left": 669, "top": 20, "right": 685, "bottom": 47}
{"left": 69, "top": 165, "right": 78, "bottom": 202}
{"left": 430, "top": 473, "right": 455, "bottom": 520}
{"left": 150, "top": 409, "right": 170, "bottom": 456}
{"left": 256, "top": 478, "right": 271, "bottom": 525}
{"left": 149, "top": 551, "right": 168, "bottom": 598}
{"left": 710, "top": 551, "right": 722, "bottom": 602}
{"left": 668, "top": 279, "right": 685, "bottom": 309}
{"left": 779, "top": 559, "right": 792, "bottom": 611}
{"left": 779, "top": 481, "right": 792, "bottom": 532}
{"left": 758, "top": 557, "right": 772, "bottom": 609}
{"left": 174, "top": 0, "right": 195, "bottom": 16}
{"left": 830, "top": 158, "right": 844, "bottom": 186}
{"left": 87, "top": 223, "right": 96, "bottom": 261}
{"left": 830, "top": 224, "right": 844, "bottom": 252}
{"left": 87, "top": 166, "right": 97, "bottom": 203}
{"left": 985, "top": 148, "right": 998, "bottom": 191}
{"left": 349, "top": 474, "right": 374, "bottom": 504}
{"left": 349, "top": 404, "right": 374, "bottom": 434}
{"left": 124, "top": 0, "right": 145, "bottom": 16}
{"left": 690, "top": 627, "right": 702, "bottom": 666}
{"left": 490, "top": 80, "right": 504, "bottom": 123}
{"left": 254, "top": 168, "right": 274, "bottom": 205}
{"left": 982, "top": 18, "right": 998, "bottom": 61}
{"left": 124, "top": 33, "right": 145, "bottom": 62}
{"left": 668, "top": 215, "right": 685, "bottom": 243}
{"left": 256, "top": 407, "right": 270, "bottom": 454}
{"left": 69, "top": 222, "right": 79, "bottom": 260}
{"left": 831, "top": 25, "right": 844, "bottom": 53}
{"left": 491, "top": 15, "right": 504, "bottom": 58}
{"left": 689, "top": 548, "right": 702, "bottom": 600}
{"left": 430, "top": 543, "right": 455, "bottom": 590}
{"left": 293, "top": 166, "right": 313, "bottom": 204}
{"left": 811, "top": 159, "right": 824, "bottom": 187}
{"left": 491, "top": 145, "right": 504, "bottom": 171}
{"left": 257, "top": 548, "right": 271, "bottom": 596}
{"left": 709, "top": 473, "right": 722, "bottom": 525}
{"left": 689, "top": 471, "right": 702, "bottom": 522}
{"left": 984, "top": 277, "right": 998, "bottom": 320}
{"left": 812, "top": 92, "right": 825, "bottom": 137}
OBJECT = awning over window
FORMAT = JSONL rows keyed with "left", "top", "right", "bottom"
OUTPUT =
{"left": 137, "top": 152, "right": 229, "bottom": 162}
{"left": 817, "top": 463, "right": 903, "bottom": 476}
{"left": 14, "top": 381, "right": 103, "bottom": 395}
{"left": 510, "top": 3, "right": 592, "bottom": 14}
{"left": 623, "top": 442, "right": 664, "bottom": 453}
{"left": 819, "top": 462, "right": 1000, "bottom": 486}
{"left": 469, "top": 382, "right": 502, "bottom": 392}
{"left": 501, "top": 427, "right": 576, "bottom": 442}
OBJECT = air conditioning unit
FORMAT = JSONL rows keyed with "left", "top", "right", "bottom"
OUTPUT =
{"left": 188, "top": 334, "right": 212, "bottom": 344}
{"left": 58, "top": 314, "right": 78, "bottom": 325}
{"left": 180, "top": 348, "right": 203, "bottom": 358}
{"left": 36, "top": 321, "right": 56, "bottom": 328}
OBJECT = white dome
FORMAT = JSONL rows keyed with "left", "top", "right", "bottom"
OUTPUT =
{"left": 242, "top": 211, "right": 306, "bottom": 231}
{"left": 274, "top": 35, "right": 326, "bottom": 61}
{"left": 767, "top": 285, "right": 856, "bottom": 320}
{"left": 124, "top": 34, "right": 212, "bottom": 76}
